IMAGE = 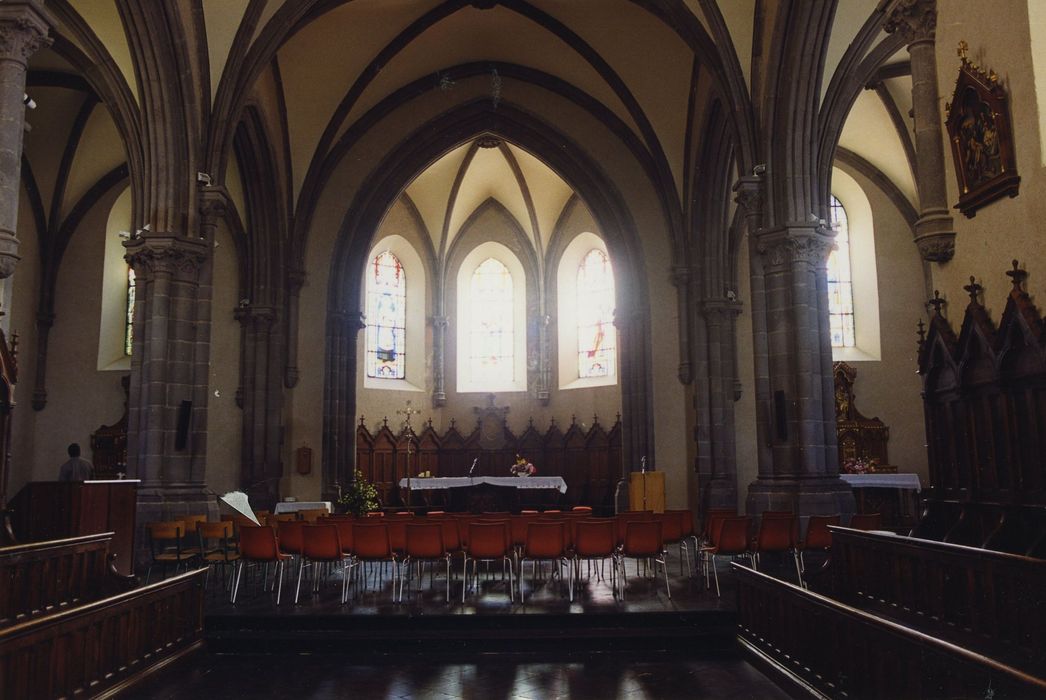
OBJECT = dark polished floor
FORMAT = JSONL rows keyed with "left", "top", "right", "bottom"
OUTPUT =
{"left": 131, "top": 552, "right": 804, "bottom": 698}
{"left": 129, "top": 651, "right": 790, "bottom": 699}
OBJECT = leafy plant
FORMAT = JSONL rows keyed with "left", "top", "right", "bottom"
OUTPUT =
{"left": 337, "top": 469, "right": 380, "bottom": 516}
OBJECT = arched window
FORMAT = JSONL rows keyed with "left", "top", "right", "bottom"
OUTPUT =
{"left": 827, "top": 195, "right": 855, "bottom": 348}
{"left": 124, "top": 267, "right": 136, "bottom": 356}
{"left": 576, "top": 249, "right": 616, "bottom": 378}
{"left": 365, "top": 251, "right": 406, "bottom": 379}
{"left": 468, "top": 258, "right": 514, "bottom": 385}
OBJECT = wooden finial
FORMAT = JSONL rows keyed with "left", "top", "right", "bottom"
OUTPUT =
{"left": 592, "top": 414, "right": 599, "bottom": 426}
{"left": 927, "top": 290, "right": 946, "bottom": 315}
{"left": 1006, "top": 259, "right": 1027, "bottom": 292}
{"left": 916, "top": 319, "right": 926, "bottom": 350}
{"left": 957, "top": 40, "right": 969, "bottom": 64}
{"left": 450, "top": 417, "right": 456, "bottom": 428}
{"left": 963, "top": 276, "right": 983, "bottom": 303}
{"left": 571, "top": 414, "right": 577, "bottom": 425}
{"left": 382, "top": 416, "right": 388, "bottom": 427}
{"left": 359, "top": 415, "right": 365, "bottom": 427}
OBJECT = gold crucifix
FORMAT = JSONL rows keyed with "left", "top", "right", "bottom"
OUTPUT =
{"left": 397, "top": 399, "right": 421, "bottom": 431}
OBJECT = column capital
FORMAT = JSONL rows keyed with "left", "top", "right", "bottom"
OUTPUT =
{"left": 123, "top": 234, "right": 208, "bottom": 279}
{"left": 198, "top": 186, "right": 231, "bottom": 224}
{"left": 733, "top": 175, "right": 765, "bottom": 218}
{"left": 755, "top": 225, "right": 835, "bottom": 270}
{"left": 882, "top": 0, "right": 936, "bottom": 44}
{"left": 431, "top": 314, "right": 450, "bottom": 329}
{"left": 0, "top": 2, "right": 53, "bottom": 65}
{"left": 670, "top": 266, "right": 692, "bottom": 288}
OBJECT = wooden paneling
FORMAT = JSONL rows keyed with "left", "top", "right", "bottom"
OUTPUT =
{"left": 917, "top": 263, "right": 1046, "bottom": 550}
{"left": 0, "top": 533, "right": 133, "bottom": 628}
{"left": 827, "top": 526, "right": 1046, "bottom": 674}
{"left": 356, "top": 416, "right": 622, "bottom": 510}
{"left": 735, "top": 565, "right": 1046, "bottom": 699}
{"left": 0, "top": 569, "right": 205, "bottom": 699}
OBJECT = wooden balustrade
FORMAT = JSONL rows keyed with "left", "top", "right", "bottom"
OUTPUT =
{"left": 0, "top": 568, "right": 205, "bottom": 699}
{"left": 827, "top": 525, "right": 1046, "bottom": 673}
{"left": 0, "top": 532, "right": 134, "bottom": 627}
{"left": 735, "top": 565, "right": 1046, "bottom": 699}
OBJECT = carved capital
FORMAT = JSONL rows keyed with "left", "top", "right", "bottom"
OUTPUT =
{"left": 914, "top": 231, "right": 955, "bottom": 262}
{"left": 756, "top": 227, "right": 835, "bottom": 269}
{"left": 0, "top": 231, "right": 19, "bottom": 280}
{"left": 198, "top": 187, "right": 230, "bottom": 224}
{"left": 124, "top": 235, "right": 208, "bottom": 279}
{"left": 733, "top": 175, "right": 765, "bottom": 219}
{"left": 287, "top": 268, "right": 306, "bottom": 293}
{"left": 330, "top": 310, "right": 366, "bottom": 333}
{"left": 0, "top": 3, "right": 52, "bottom": 65}
{"left": 670, "top": 266, "right": 691, "bottom": 288}
{"left": 883, "top": 0, "right": 936, "bottom": 43}
{"left": 431, "top": 314, "right": 450, "bottom": 330}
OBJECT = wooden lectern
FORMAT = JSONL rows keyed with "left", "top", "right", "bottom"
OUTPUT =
{"left": 628, "top": 471, "right": 665, "bottom": 513}
{"left": 9, "top": 480, "right": 139, "bottom": 575}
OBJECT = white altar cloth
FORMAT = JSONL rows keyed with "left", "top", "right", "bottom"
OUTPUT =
{"left": 397, "top": 476, "right": 568, "bottom": 494}
{"left": 840, "top": 473, "right": 922, "bottom": 490}
{"left": 274, "top": 501, "right": 333, "bottom": 514}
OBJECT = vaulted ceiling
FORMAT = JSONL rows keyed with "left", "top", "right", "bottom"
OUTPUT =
{"left": 24, "top": 0, "right": 918, "bottom": 267}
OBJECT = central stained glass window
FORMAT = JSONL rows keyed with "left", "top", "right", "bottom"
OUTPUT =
{"left": 469, "top": 258, "right": 514, "bottom": 385}
{"left": 577, "top": 249, "right": 615, "bottom": 378}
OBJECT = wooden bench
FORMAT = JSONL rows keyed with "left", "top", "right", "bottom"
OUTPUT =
{"left": 0, "top": 568, "right": 205, "bottom": 699}
{"left": 827, "top": 525, "right": 1046, "bottom": 673}
{"left": 0, "top": 532, "right": 135, "bottom": 627}
{"left": 735, "top": 565, "right": 1046, "bottom": 699}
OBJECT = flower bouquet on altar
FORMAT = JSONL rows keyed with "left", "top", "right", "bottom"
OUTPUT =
{"left": 842, "top": 456, "right": 879, "bottom": 475}
{"left": 510, "top": 454, "right": 537, "bottom": 477}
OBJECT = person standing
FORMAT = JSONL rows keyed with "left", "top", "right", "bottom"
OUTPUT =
{"left": 58, "top": 443, "right": 94, "bottom": 481}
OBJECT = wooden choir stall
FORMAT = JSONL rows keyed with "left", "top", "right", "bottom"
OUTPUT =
{"left": 355, "top": 412, "right": 622, "bottom": 513}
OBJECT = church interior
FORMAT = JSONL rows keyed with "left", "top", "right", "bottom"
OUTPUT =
{"left": 0, "top": 0, "right": 1044, "bottom": 698}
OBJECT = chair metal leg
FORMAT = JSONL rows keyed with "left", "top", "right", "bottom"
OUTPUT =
{"left": 276, "top": 560, "right": 284, "bottom": 604}
{"left": 712, "top": 554, "right": 721, "bottom": 597}
{"left": 231, "top": 560, "right": 244, "bottom": 603}
{"left": 295, "top": 559, "right": 306, "bottom": 603}
{"left": 794, "top": 550, "right": 805, "bottom": 588}
{"left": 661, "top": 554, "right": 671, "bottom": 599}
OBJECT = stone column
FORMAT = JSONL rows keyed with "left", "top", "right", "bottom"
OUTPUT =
{"left": 701, "top": 298, "right": 743, "bottom": 509}
{"left": 284, "top": 268, "right": 305, "bottom": 388}
{"left": 745, "top": 223, "right": 855, "bottom": 515}
{"left": 0, "top": 2, "right": 50, "bottom": 281}
{"left": 733, "top": 176, "right": 773, "bottom": 479}
{"left": 322, "top": 310, "right": 365, "bottom": 501}
{"left": 123, "top": 234, "right": 213, "bottom": 528}
{"left": 29, "top": 311, "right": 52, "bottom": 409}
{"left": 431, "top": 314, "right": 448, "bottom": 407}
{"left": 672, "top": 266, "right": 693, "bottom": 385}
{"left": 884, "top": 0, "right": 956, "bottom": 262}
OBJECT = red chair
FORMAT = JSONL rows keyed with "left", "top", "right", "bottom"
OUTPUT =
{"left": 751, "top": 512, "right": 800, "bottom": 583}
{"left": 658, "top": 512, "right": 692, "bottom": 576}
{"left": 705, "top": 516, "right": 753, "bottom": 597}
{"left": 351, "top": 522, "right": 398, "bottom": 600}
{"left": 571, "top": 506, "right": 593, "bottom": 514}
{"left": 463, "top": 521, "right": 514, "bottom": 602}
{"left": 233, "top": 525, "right": 290, "bottom": 604}
{"left": 520, "top": 521, "right": 570, "bottom": 602}
{"left": 615, "top": 520, "right": 670, "bottom": 600}
{"left": 400, "top": 522, "right": 451, "bottom": 602}
{"left": 797, "top": 514, "right": 840, "bottom": 587}
{"left": 571, "top": 518, "right": 617, "bottom": 598}
{"left": 849, "top": 513, "right": 883, "bottom": 531}
{"left": 295, "top": 524, "right": 352, "bottom": 604}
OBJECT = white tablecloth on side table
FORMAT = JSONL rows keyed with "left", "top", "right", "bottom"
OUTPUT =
{"left": 273, "top": 501, "right": 333, "bottom": 514}
{"left": 397, "top": 476, "right": 568, "bottom": 494}
{"left": 840, "top": 473, "right": 921, "bottom": 490}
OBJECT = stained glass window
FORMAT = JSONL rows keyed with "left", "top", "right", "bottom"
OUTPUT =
{"left": 469, "top": 258, "right": 514, "bottom": 385}
{"left": 577, "top": 249, "right": 616, "bottom": 378}
{"left": 124, "top": 267, "right": 135, "bottom": 356}
{"left": 827, "top": 195, "right": 855, "bottom": 348}
{"left": 365, "top": 251, "right": 406, "bottom": 379}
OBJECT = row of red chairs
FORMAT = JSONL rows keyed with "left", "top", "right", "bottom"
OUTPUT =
{"left": 232, "top": 510, "right": 697, "bottom": 605}
{"left": 699, "top": 510, "right": 883, "bottom": 595}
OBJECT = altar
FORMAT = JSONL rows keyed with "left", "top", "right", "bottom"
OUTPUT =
{"left": 398, "top": 476, "right": 567, "bottom": 512}
{"left": 840, "top": 472, "right": 922, "bottom": 531}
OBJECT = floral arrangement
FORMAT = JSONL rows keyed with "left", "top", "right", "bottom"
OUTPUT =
{"left": 510, "top": 454, "right": 537, "bottom": 476}
{"left": 842, "top": 457, "right": 880, "bottom": 475}
{"left": 337, "top": 469, "right": 380, "bottom": 516}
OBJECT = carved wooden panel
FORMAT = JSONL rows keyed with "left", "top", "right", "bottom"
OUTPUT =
{"left": 354, "top": 414, "right": 623, "bottom": 509}
{"left": 833, "top": 362, "right": 891, "bottom": 470}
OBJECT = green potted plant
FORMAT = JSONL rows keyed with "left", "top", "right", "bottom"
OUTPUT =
{"left": 337, "top": 469, "right": 380, "bottom": 516}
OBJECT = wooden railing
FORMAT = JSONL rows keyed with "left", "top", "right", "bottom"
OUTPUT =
{"left": 735, "top": 565, "right": 1046, "bottom": 699}
{"left": 0, "top": 568, "right": 205, "bottom": 699}
{"left": 828, "top": 525, "right": 1046, "bottom": 672}
{"left": 0, "top": 532, "right": 134, "bottom": 627}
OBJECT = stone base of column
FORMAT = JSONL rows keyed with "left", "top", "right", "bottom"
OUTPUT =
{"left": 703, "top": 477, "right": 738, "bottom": 512}
{"left": 745, "top": 476, "right": 855, "bottom": 517}
{"left": 135, "top": 485, "right": 220, "bottom": 574}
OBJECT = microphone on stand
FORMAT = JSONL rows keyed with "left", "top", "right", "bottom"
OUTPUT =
{"left": 468, "top": 458, "right": 478, "bottom": 477}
